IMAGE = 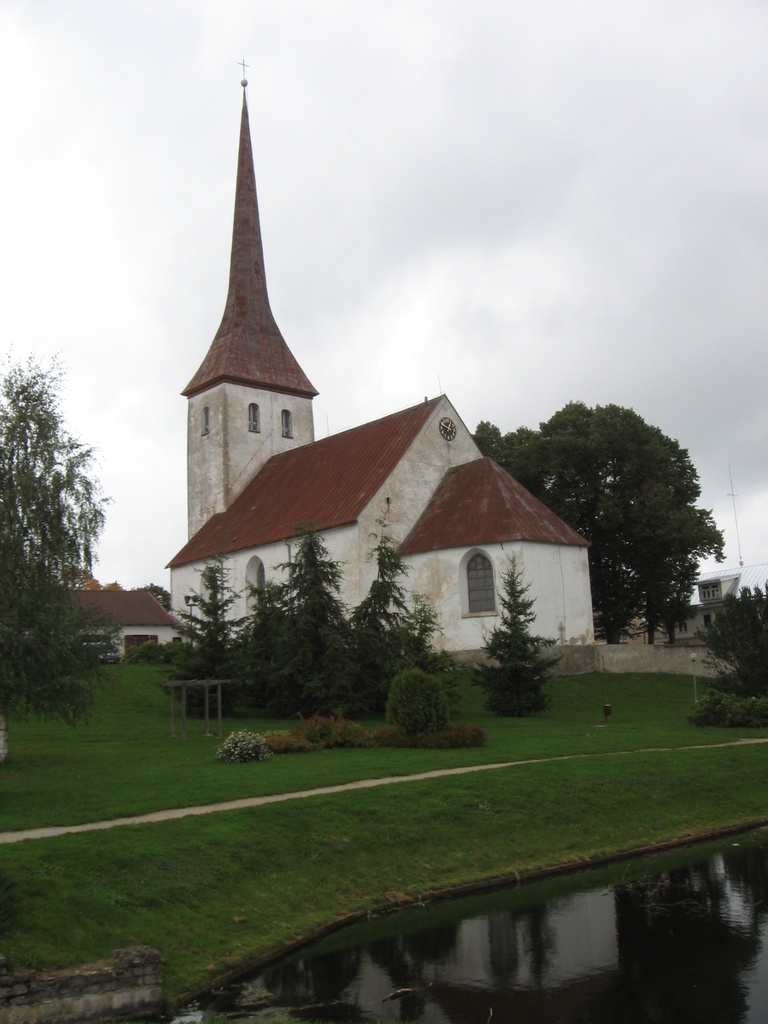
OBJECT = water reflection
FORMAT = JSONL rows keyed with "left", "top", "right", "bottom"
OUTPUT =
{"left": 195, "top": 829, "right": 768, "bottom": 1023}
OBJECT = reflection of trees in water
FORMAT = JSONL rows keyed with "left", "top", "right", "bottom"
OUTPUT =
{"left": 487, "top": 904, "right": 556, "bottom": 988}
{"left": 592, "top": 844, "right": 768, "bottom": 1023}
{"left": 263, "top": 947, "right": 363, "bottom": 1004}
{"left": 364, "top": 923, "right": 460, "bottom": 1020}
{"left": 229, "top": 838, "right": 768, "bottom": 1024}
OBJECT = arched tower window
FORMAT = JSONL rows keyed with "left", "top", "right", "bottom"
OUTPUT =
{"left": 248, "top": 403, "right": 260, "bottom": 432}
{"left": 467, "top": 553, "right": 496, "bottom": 613}
{"left": 281, "top": 409, "right": 293, "bottom": 438}
{"left": 201, "top": 406, "right": 210, "bottom": 435}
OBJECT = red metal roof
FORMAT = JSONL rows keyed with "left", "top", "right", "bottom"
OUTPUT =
{"left": 71, "top": 590, "right": 180, "bottom": 627}
{"left": 169, "top": 398, "right": 443, "bottom": 567}
{"left": 183, "top": 93, "right": 317, "bottom": 400}
{"left": 399, "top": 457, "right": 588, "bottom": 554}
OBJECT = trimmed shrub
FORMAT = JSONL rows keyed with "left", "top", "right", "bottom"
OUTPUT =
{"left": 294, "top": 714, "right": 371, "bottom": 749}
{"left": 689, "top": 691, "right": 768, "bottom": 728}
{"left": 386, "top": 668, "right": 449, "bottom": 737}
{"left": 216, "top": 730, "right": 273, "bottom": 763}
{"left": 124, "top": 639, "right": 174, "bottom": 665}
{"left": 264, "top": 732, "right": 317, "bottom": 754}
{"left": 371, "top": 722, "right": 487, "bottom": 749}
{"left": 263, "top": 716, "right": 371, "bottom": 754}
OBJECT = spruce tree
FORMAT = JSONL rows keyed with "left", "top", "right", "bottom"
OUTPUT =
{"left": 474, "top": 561, "right": 556, "bottom": 716}
{"left": 274, "top": 527, "right": 353, "bottom": 716}
{"left": 174, "top": 559, "right": 243, "bottom": 713}
{"left": 350, "top": 530, "right": 412, "bottom": 712}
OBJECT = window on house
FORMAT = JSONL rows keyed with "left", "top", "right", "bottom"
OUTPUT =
{"left": 467, "top": 553, "right": 496, "bottom": 613}
{"left": 248, "top": 403, "right": 260, "bottom": 432}
{"left": 202, "top": 406, "right": 210, "bottom": 435}
{"left": 281, "top": 409, "right": 293, "bottom": 438}
{"left": 124, "top": 634, "right": 158, "bottom": 647}
{"left": 699, "top": 581, "right": 721, "bottom": 602}
{"left": 703, "top": 614, "right": 712, "bottom": 628}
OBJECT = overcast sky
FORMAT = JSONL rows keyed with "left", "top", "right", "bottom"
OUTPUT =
{"left": 2, "top": 0, "right": 766, "bottom": 590}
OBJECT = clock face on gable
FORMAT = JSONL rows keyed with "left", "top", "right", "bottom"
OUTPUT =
{"left": 439, "top": 416, "right": 457, "bottom": 441}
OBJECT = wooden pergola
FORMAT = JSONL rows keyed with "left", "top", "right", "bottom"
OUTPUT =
{"left": 162, "top": 679, "right": 231, "bottom": 739}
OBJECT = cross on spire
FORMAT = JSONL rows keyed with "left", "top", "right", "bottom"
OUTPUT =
{"left": 239, "top": 58, "right": 249, "bottom": 85}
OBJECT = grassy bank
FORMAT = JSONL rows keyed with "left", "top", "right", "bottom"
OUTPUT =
{"left": 2, "top": 665, "right": 768, "bottom": 1005}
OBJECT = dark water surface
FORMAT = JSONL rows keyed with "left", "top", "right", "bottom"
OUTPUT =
{"left": 181, "top": 828, "right": 768, "bottom": 1023}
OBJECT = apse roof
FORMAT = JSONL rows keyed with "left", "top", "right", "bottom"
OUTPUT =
{"left": 399, "top": 457, "right": 589, "bottom": 554}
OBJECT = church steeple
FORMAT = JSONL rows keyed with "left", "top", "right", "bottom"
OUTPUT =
{"left": 183, "top": 84, "right": 317, "bottom": 538}
{"left": 183, "top": 87, "right": 317, "bottom": 399}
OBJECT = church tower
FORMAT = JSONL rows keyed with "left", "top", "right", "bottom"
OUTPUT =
{"left": 183, "top": 84, "right": 317, "bottom": 538}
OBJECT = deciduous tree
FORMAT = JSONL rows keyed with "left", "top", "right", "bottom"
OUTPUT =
{"left": 0, "top": 359, "right": 107, "bottom": 762}
{"left": 700, "top": 586, "right": 768, "bottom": 698}
{"left": 476, "top": 403, "right": 723, "bottom": 643}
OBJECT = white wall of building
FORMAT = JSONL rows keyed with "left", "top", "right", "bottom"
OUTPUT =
{"left": 405, "top": 540, "right": 594, "bottom": 652}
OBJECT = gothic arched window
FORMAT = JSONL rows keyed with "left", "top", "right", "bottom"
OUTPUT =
{"left": 467, "top": 553, "right": 496, "bottom": 613}
{"left": 248, "top": 403, "right": 260, "bottom": 433}
{"left": 281, "top": 409, "right": 293, "bottom": 438}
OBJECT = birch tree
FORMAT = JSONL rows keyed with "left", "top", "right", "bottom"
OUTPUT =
{"left": 0, "top": 359, "right": 106, "bottom": 762}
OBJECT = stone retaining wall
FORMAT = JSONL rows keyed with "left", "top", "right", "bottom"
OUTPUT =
{"left": 0, "top": 947, "right": 162, "bottom": 1024}
{"left": 458, "top": 643, "right": 716, "bottom": 678}
{"left": 553, "top": 643, "right": 715, "bottom": 678}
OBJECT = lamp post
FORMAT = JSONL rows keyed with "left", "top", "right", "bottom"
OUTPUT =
{"left": 691, "top": 653, "right": 698, "bottom": 703}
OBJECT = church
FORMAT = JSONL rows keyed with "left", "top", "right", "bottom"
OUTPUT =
{"left": 168, "top": 87, "right": 594, "bottom": 655}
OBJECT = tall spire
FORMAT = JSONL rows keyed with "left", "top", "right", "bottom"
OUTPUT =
{"left": 183, "top": 87, "right": 317, "bottom": 399}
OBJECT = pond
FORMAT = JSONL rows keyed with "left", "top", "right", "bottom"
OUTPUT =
{"left": 180, "top": 827, "right": 768, "bottom": 1023}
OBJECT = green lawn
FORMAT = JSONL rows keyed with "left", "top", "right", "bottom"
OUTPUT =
{"left": 2, "top": 664, "right": 768, "bottom": 1008}
{"left": 1, "top": 664, "right": 756, "bottom": 832}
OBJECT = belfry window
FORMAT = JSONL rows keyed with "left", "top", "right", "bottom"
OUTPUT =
{"left": 248, "top": 403, "right": 260, "bottom": 432}
{"left": 281, "top": 409, "right": 293, "bottom": 438}
{"left": 467, "top": 553, "right": 496, "bottom": 613}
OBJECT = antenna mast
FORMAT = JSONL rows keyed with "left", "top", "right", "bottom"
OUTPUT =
{"left": 727, "top": 465, "right": 744, "bottom": 567}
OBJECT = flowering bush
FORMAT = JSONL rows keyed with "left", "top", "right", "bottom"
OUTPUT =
{"left": 216, "top": 730, "right": 273, "bottom": 763}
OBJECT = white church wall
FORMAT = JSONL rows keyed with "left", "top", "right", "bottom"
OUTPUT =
{"left": 171, "top": 524, "right": 366, "bottom": 624}
{"left": 405, "top": 541, "right": 594, "bottom": 653}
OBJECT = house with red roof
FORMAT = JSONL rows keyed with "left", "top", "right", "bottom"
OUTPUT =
{"left": 168, "top": 86, "right": 594, "bottom": 654}
{"left": 72, "top": 590, "right": 182, "bottom": 656}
